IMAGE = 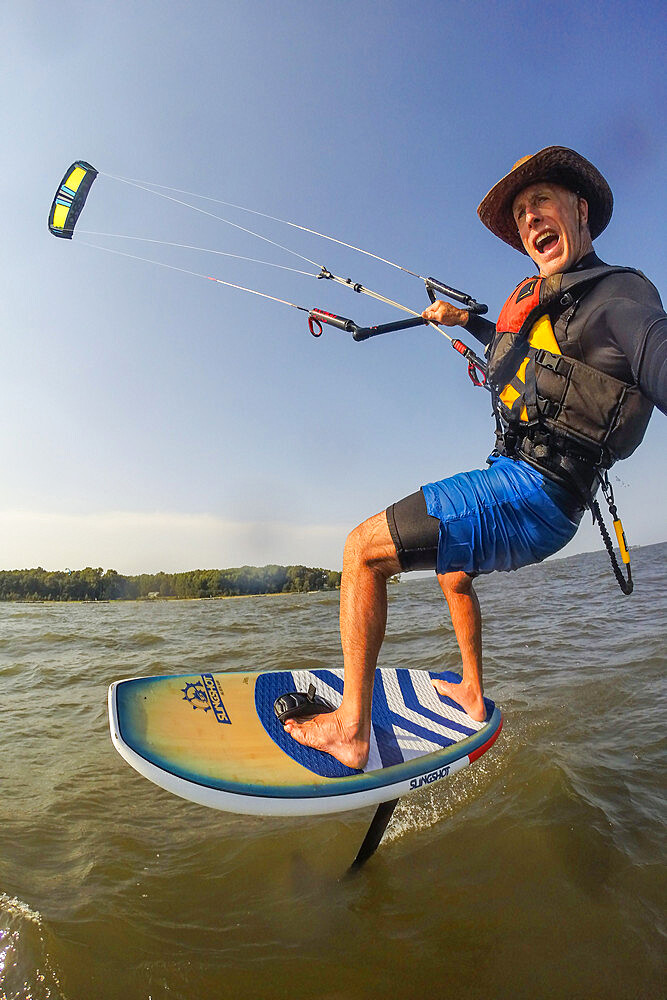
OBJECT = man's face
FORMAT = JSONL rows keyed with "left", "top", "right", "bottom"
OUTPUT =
{"left": 512, "top": 182, "right": 593, "bottom": 276}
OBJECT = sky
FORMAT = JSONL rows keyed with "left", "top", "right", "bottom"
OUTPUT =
{"left": 1, "top": 0, "right": 665, "bottom": 574}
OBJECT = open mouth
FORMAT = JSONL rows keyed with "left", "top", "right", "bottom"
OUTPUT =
{"left": 534, "top": 230, "right": 560, "bottom": 255}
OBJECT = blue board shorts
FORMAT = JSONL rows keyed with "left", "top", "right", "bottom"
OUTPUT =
{"left": 386, "top": 454, "right": 584, "bottom": 575}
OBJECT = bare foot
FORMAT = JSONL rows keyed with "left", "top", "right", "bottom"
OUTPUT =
{"left": 283, "top": 709, "right": 370, "bottom": 769}
{"left": 431, "top": 677, "right": 486, "bottom": 723}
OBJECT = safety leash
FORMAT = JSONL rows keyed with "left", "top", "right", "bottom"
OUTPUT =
{"left": 590, "top": 471, "right": 633, "bottom": 595}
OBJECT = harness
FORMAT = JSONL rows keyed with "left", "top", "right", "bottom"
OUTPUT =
{"left": 487, "top": 265, "right": 654, "bottom": 594}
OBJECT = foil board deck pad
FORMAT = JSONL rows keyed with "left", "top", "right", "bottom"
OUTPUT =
{"left": 108, "top": 667, "right": 502, "bottom": 818}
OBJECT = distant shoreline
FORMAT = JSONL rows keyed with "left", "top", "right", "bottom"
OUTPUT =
{"left": 10, "top": 590, "right": 327, "bottom": 605}
{"left": 0, "top": 564, "right": 342, "bottom": 603}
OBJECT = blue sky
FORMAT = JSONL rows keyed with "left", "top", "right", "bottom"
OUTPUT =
{"left": 1, "top": 0, "right": 665, "bottom": 573}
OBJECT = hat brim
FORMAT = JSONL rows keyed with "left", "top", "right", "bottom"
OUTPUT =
{"left": 477, "top": 146, "right": 613, "bottom": 254}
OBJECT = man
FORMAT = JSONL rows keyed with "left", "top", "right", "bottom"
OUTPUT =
{"left": 285, "top": 147, "right": 667, "bottom": 769}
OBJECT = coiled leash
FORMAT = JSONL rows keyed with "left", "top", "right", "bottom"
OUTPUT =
{"left": 590, "top": 471, "right": 633, "bottom": 595}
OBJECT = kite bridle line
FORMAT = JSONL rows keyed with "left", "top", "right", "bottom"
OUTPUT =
{"left": 83, "top": 170, "right": 489, "bottom": 386}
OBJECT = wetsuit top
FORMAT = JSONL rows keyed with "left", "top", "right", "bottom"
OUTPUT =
{"left": 465, "top": 253, "right": 667, "bottom": 416}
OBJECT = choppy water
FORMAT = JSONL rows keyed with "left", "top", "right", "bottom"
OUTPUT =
{"left": 1, "top": 543, "right": 665, "bottom": 1000}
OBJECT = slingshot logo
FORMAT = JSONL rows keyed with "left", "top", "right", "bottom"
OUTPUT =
{"left": 181, "top": 681, "right": 210, "bottom": 711}
{"left": 181, "top": 674, "right": 231, "bottom": 724}
{"left": 410, "top": 765, "right": 450, "bottom": 790}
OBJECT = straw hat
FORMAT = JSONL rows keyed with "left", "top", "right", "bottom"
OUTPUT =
{"left": 477, "top": 146, "right": 613, "bottom": 253}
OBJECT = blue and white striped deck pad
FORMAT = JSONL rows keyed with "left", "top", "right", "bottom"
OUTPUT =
{"left": 256, "top": 668, "right": 493, "bottom": 778}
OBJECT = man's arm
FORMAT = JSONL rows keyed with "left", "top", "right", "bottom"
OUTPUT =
{"left": 585, "top": 272, "right": 667, "bottom": 416}
{"left": 611, "top": 304, "right": 667, "bottom": 415}
{"left": 465, "top": 312, "right": 496, "bottom": 349}
{"left": 422, "top": 301, "right": 496, "bottom": 349}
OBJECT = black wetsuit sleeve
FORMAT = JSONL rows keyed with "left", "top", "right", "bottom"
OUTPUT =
{"left": 617, "top": 309, "right": 667, "bottom": 415}
{"left": 465, "top": 313, "right": 495, "bottom": 348}
{"left": 583, "top": 272, "right": 667, "bottom": 416}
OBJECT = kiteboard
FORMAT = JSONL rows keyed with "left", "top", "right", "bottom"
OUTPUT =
{"left": 108, "top": 667, "right": 502, "bottom": 819}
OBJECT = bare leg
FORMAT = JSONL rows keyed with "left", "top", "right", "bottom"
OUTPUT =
{"left": 432, "top": 571, "right": 486, "bottom": 721}
{"left": 284, "top": 511, "right": 400, "bottom": 767}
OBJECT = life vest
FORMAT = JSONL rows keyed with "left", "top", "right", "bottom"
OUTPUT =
{"left": 487, "top": 265, "right": 653, "bottom": 491}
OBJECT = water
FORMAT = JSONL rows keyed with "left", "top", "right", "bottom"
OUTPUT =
{"left": 1, "top": 544, "right": 665, "bottom": 1000}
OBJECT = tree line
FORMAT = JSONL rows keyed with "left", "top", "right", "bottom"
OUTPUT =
{"left": 0, "top": 565, "right": 342, "bottom": 602}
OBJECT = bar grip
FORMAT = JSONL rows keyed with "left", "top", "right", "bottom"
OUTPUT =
{"left": 425, "top": 277, "right": 488, "bottom": 315}
{"left": 352, "top": 316, "right": 427, "bottom": 341}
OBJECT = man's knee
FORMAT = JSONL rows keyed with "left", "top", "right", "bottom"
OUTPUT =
{"left": 438, "top": 570, "right": 475, "bottom": 597}
{"left": 344, "top": 512, "right": 400, "bottom": 575}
